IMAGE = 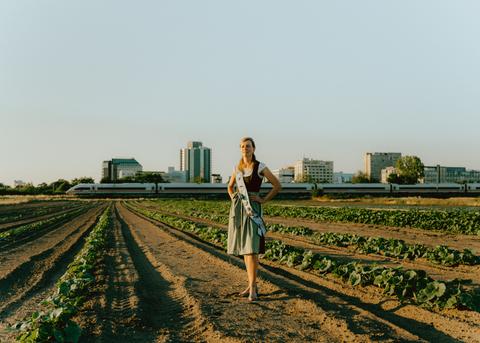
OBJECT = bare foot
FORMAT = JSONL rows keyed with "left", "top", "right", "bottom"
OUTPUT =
{"left": 238, "top": 286, "right": 250, "bottom": 297}
{"left": 248, "top": 290, "right": 258, "bottom": 302}
{"left": 239, "top": 284, "right": 258, "bottom": 297}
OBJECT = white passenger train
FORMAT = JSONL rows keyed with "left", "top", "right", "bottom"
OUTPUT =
{"left": 66, "top": 182, "right": 480, "bottom": 197}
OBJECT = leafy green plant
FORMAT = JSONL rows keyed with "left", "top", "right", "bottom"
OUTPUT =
{"left": 0, "top": 206, "right": 90, "bottom": 244}
{"left": 132, "top": 200, "right": 480, "bottom": 266}
{"left": 127, "top": 202, "right": 480, "bottom": 312}
{"left": 12, "top": 206, "right": 112, "bottom": 342}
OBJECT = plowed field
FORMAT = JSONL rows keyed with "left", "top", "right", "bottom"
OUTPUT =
{"left": 1, "top": 199, "right": 479, "bottom": 342}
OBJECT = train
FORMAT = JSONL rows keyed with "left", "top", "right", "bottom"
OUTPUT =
{"left": 66, "top": 182, "right": 480, "bottom": 198}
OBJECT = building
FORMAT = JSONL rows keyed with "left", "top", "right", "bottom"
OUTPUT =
{"left": 101, "top": 158, "right": 143, "bottom": 182}
{"left": 272, "top": 167, "right": 295, "bottom": 183}
{"left": 333, "top": 172, "right": 354, "bottom": 184}
{"left": 294, "top": 158, "right": 334, "bottom": 183}
{"left": 162, "top": 167, "right": 188, "bottom": 183}
{"left": 365, "top": 152, "right": 401, "bottom": 182}
{"left": 423, "top": 165, "right": 480, "bottom": 183}
{"left": 14, "top": 180, "right": 26, "bottom": 187}
{"left": 102, "top": 161, "right": 112, "bottom": 181}
{"left": 380, "top": 166, "right": 397, "bottom": 183}
{"left": 211, "top": 174, "right": 222, "bottom": 183}
{"left": 180, "top": 141, "right": 212, "bottom": 183}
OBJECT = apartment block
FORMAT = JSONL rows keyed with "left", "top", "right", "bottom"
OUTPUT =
{"left": 365, "top": 152, "right": 401, "bottom": 182}
{"left": 294, "top": 158, "right": 334, "bottom": 183}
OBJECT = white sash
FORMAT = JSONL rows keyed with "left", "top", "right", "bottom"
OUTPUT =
{"left": 235, "top": 171, "right": 267, "bottom": 237}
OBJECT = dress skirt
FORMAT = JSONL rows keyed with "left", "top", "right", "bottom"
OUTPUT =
{"left": 227, "top": 192, "right": 265, "bottom": 256}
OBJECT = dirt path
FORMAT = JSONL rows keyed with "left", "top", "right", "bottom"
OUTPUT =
{"left": 0, "top": 204, "right": 105, "bottom": 342}
{"left": 76, "top": 205, "right": 211, "bottom": 342}
{"left": 128, "top": 202, "right": 480, "bottom": 342}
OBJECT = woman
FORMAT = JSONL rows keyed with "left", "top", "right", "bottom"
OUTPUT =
{"left": 227, "top": 137, "right": 281, "bottom": 302}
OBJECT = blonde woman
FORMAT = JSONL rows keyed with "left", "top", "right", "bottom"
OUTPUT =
{"left": 227, "top": 137, "right": 281, "bottom": 302}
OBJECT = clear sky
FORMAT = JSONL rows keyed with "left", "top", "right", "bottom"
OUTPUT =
{"left": 1, "top": 1, "right": 479, "bottom": 186}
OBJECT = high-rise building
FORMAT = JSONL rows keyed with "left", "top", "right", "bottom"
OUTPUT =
{"left": 364, "top": 152, "right": 401, "bottom": 182}
{"left": 101, "top": 158, "right": 142, "bottom": 182}
{"left": 102, "top": 161, "right": 112, "bottom": 181}
{"left": 294, "top": 158, "right": 334, "bottom": 183}
{"left": 180, "top": 141, "right": 212, "bottom": 183}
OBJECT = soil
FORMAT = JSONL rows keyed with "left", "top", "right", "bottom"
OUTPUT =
{"left": 1, "top": 200, "right": 480, "bottom": 342}
{"left": 128, "top": 203, "right": 480, "bottom": 342}
{"left": 0, "top": 203, "right": 85, "bottom": 232}
{"left": 0, "top": 204, "right": 106, "bottom": 342}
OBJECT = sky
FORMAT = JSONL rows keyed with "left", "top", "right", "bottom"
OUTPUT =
{"left": 1, "top": 1, "right": 479, "bottom": 186}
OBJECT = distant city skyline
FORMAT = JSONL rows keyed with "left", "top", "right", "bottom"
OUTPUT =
{"left": 3, "top": 146, "right": 480, "bottom": 186}
{"left": 1, "top": 1, "right": 480, "bottom": 186}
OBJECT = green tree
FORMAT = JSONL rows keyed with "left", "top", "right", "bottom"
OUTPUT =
{"left": 117, "top": 176, "right": 135, "bottom": 183}
{"left": 49, "top": 179, "right": 72, "bottom": 193}
{"left": 193, "top": 176, "right": 205, "bottom": 183}
{"left": 135, "top": 172, "right": 166, "bottom": 184}
{"left": 386, "top": 173, "right": 400, "bottom": 184}
{"left": 35, "top": 182, "right": 53, "bottom": 195}
{"left": 352, "top": 171, "right": 370, "bottom": 184}
{"left": 395, "top": 156, "right": 425, "bottom": 184}
{"left": 71, "top": 177, "right": 95, "bottom": 186}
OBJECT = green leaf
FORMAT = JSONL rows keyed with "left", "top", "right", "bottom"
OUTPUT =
{"left": 434, "top": 282, "right": 447, "bottom": 298}
{"left": 64, "top": 320, "right": 82, "bottom": 342}
{"left": 349, "top": 271, "right": 362, "bottom": 286}
{"left": 53, "top": 328, "right": 65, "bottom": 342}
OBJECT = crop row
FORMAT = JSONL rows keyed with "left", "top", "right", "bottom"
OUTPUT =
{"left": 264, "top": 205, "right": 480, "bottom": 235}
{"left": 12, "top": 206, "right": 112, "bottom": 342}
{"left": 0, "top": 202, "right": 83, "bottom": 225}
{"left": 127, "top": 203, "right": 480, "bottom": 312}
{"left": 268, "top": 223, "right": 479, "bottom": 267}
{"left": 0, "top": 206, "right": 90, "bottom": 244}
{"left": 146, "top": 199, "right": 480, "bottom": 235}
{"left": 139, "top": 201, "right": 479, "bottom": 267}
{"left": 264, "top": 240, "right": 480, "bottom": 312}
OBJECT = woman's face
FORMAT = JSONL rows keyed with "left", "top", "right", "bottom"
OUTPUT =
{"left": 240, "top": 140, "right": 255, "bottom": 158}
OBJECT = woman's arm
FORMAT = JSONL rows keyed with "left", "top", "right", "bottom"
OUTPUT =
{"left": 227, "top": 171, "right": 236, "bottom": 200}
{"left": 251, "top": 167, "right": 281, "bottom": 204}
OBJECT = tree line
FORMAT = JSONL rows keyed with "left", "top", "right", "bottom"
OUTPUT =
{"left": 0, "top": 177, "right": 95, "bottom": 195}
{"left": 0, "top": 172, "right": 169, "bottom": 196}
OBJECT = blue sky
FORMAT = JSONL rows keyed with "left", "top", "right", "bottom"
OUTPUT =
{"left": 1, "top": 1, "right": 479, "bottom": 185}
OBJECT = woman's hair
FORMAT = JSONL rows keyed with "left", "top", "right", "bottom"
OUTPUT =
{"left": 237, "top": 137, "right": 257, "bottom": 172}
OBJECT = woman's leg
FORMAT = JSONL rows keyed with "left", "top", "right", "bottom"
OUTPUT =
{"left": 244, "top": 254, "right": 258, "bottom": 300}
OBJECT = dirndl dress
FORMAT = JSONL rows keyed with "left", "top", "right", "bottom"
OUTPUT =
{"left": 227, "top": 191, "right": 266, "bottom": 255}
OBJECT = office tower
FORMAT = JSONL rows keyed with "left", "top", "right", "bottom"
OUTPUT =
{"left": 180, "top": 141, "right": 212, "bottom": 183}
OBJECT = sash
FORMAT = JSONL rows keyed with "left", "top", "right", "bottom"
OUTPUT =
{"left": 235, "top": 171, "right": 267, "bottom": 237}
